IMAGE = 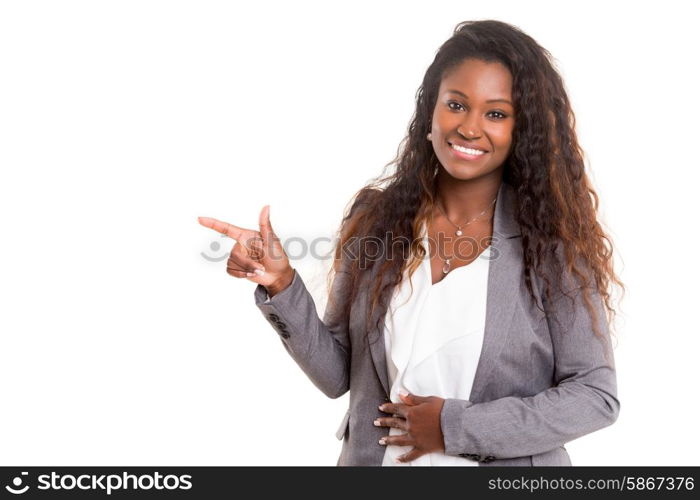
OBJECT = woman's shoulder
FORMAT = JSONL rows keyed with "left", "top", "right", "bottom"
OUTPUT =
{"left": 333, "top": 187, "right": 385, "bottom": 268}
{"left": 338, "top": 187, "right": 384, "bottom": 236}
{"left": 346, "top": 186, "right": 383, "bottom": 217}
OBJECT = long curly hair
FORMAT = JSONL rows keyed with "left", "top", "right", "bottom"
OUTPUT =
{"left": 325, "top": 19, "right": 625, "bottom": 363}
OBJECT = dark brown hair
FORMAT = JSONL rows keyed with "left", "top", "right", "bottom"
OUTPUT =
{"left": 325, "top": 19, "right": 625, "bottom": 361}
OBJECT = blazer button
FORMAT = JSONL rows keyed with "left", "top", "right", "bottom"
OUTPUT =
{"left": 276, "top": 321, "right": 287, "bottom": 329}
{"left": 267, "top": 313, "right": 279, "bottom": 321}
{"left": 483, "top": 455, "right": 496, "bottom": 462}
{"left": 280, "top": 331, "right": 290, "bottom": 339}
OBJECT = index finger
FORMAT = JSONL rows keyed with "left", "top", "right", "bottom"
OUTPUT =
{"left": 197, "top": 216, "right": 245, "bottom": 240}
{"left": 379, "top": 403, "right": 407, "bottom": 418}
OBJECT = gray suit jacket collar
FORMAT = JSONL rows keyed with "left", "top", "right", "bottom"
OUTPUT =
{"left": 367, "top": 180, "right": 523, "bottom": 401}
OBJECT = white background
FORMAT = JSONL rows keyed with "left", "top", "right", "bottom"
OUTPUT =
{"left": 1, "top": 0, "right": 698, "bottom": 466}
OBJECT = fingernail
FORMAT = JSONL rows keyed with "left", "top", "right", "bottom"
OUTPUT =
{"left": 378, "top": 438, "right": 386, "bottom": 445}
{"left": 399, "top": 389, "right": 408, "bottom": 397}
{"left": 246, "top": 272, "right": 254, "bottom": 277}
{"left": 394, "top": 457, "right": 402, "bottom": 463}
{"left": 378, "top": 405, "right": 385, "bottom": 411}
{"left": 254, "top": 269, "right": 265, "bottom": 276}
{"left": 373, "top": 419, "right": 381, "bottom": 426}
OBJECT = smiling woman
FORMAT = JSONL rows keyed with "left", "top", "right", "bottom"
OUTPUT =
{"left": 199, "top": 18, "right": 625, "bottom": 466}
{"left": 430, "top": 59, "right": 515, "bottom": 179}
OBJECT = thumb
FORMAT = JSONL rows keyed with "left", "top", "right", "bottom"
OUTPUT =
{"left": 259, "top": 204, "right": 276, "bottom": 248}
{"left": 399, "top": 391, "right": 425, "bottom": 405}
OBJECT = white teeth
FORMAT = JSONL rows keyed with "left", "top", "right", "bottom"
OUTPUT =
{"left": 451, "top": 143, "right": 485, "bottom": 155}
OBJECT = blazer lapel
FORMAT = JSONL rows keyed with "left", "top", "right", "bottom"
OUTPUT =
{"left": 366, "top": 265, "right": 393, "bottom": 399}
{"left": 470, "top": 182, "right": 522, "bottom": 402}
{"left": 366, "top": 181, "right": 522, "bottom": 401}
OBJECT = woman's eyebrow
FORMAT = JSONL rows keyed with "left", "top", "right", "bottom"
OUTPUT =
{"left": 446, "top": 89, "right": 512, "bottom": 105}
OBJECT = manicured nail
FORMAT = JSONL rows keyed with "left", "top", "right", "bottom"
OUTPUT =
{"left": 378, "top": 405, "right": 386, "bottom": 411}
{"left": 246, "top": 272, "right": 254, "bottom": 277}
{"left": 254, "top": 269, "right": 265, "bottom": 276}
{"left": 394, "top": 457, "right": 402, "bottom": 463}
{"left": 378, "top": 438, "right": 386, "bottom": 445}
{"left": 373, "top": 419, "right": 381, "bottom": 426}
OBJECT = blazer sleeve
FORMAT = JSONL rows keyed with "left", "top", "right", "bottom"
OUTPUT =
{"left": 253, "top": 266, "right": 352, "bottom": 399}
{"left": 251, "top": 191, "right": 374, "bottom": 399}
{"left": 439, "top": 264, "right": 621, "bottom": 460}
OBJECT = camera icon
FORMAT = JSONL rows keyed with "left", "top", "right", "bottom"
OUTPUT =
{"left": 200, "top": 233, "right": 230, "bottom": 262}
{"left": 5, "top": 471, "right": 29, "bottom": 494}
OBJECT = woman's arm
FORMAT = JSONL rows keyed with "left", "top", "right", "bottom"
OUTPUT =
{"left": 253, "top": 264, "right": 353, "bottom": 399}
{"left": 439, "top": 273, "right": 620, "bottom": 460}
{"left": 252, "top": 192, "right": 373, "bottom": 399}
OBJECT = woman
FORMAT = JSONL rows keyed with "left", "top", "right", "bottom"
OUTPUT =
{"left": 198, "top": 19, "right": 624, "bottom": 466}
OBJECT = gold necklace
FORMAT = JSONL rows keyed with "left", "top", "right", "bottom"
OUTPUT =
{"left": 434, "top": 196, "right": 497, "bottom": 274}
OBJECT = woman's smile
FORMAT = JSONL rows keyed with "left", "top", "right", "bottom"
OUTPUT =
{"left": 448, "top": 142, "right": 489, "bottom": 161}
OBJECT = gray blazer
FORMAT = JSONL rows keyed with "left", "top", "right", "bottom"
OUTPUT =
{"left": 253, "top": 181, "right": 620, "bottom": 466}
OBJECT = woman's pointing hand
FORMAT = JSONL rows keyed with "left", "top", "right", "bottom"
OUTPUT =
{"left": 198, "top": 205, "right": 294, "bottom": 295}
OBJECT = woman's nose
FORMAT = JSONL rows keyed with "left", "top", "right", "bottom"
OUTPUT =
{"left": 458, "top": 115, "right": 482, "bottom": 138}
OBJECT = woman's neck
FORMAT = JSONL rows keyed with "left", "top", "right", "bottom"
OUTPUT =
{"left": 433, "top": 171, "right": 503, "bottom": 223}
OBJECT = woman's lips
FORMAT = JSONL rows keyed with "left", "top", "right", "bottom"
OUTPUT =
{"left": 448, "top": 142, "right": 488, "bottom": 161}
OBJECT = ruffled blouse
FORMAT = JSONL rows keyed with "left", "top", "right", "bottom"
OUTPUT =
{"left": 381, "top": 221, "right": 491, "bottom": 466}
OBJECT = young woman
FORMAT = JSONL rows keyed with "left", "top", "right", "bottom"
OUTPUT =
{"left": 198, "top": 19, "right": 625, "bottom": 466}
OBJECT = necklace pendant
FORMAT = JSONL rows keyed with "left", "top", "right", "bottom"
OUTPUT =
{"left": 442, "top": 259, "right": 451, "bottom": 274}
{"left": 455, "top": 229, "right": 463, "bottom": 236}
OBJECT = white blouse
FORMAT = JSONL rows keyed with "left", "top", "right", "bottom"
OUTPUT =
{"left": 381, "top": 221, "right": 491, "bottom": 466}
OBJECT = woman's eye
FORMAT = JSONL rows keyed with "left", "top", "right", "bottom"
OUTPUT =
{"left": 448, "top": 102, "right": 507, "bottom": 120}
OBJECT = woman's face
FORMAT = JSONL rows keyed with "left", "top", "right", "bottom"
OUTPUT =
{"left": 430, "top": 58, "right": 515, "bottom": 182}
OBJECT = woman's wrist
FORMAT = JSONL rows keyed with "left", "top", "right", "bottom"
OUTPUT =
{"left": 265, "top": 267, "right": 295, "bottom": 297}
